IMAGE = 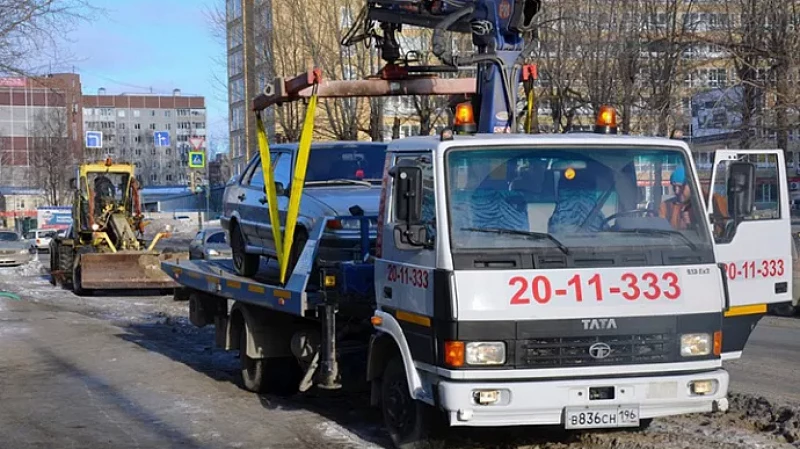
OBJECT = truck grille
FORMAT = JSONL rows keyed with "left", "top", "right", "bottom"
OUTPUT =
{"left": 515, "top": 333, "right": 676, "bottom": 368}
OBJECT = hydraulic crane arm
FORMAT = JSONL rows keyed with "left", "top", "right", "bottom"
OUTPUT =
{"left": 345, "top": 0, "right": 542, "bottom": 133}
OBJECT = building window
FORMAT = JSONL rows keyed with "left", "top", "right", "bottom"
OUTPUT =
{"left": 193, "top": 122, "right": 205, "bottom": 129}
{"left": 134, "top": 123, "right": 141, "bottom": 130}
{"left": 150, "top": 123, "right": 156, "bottom": 130}
{"left": 165, "top": 110, "right": 171, "bottom": 117}
{"left": 166, "top": 124, "right": 171, "bottom": 130}
{"left": 118, "top": 110, "right": 125, "bottom": 118}
{"left": 118, "top": 123, "right": 126, "bottom": 130}
{"left": 151, "top": 148, "right": 156, "bottom": 155}
{"left": 166, "top": 174, "right": 173, "bottom": 182}
{"left": 133, "top": 110, "right": 140, "bottom": 118}
{"left": 177, "top": 109, "right": 190, "bottom": 116}
{"left": 150, "top": 110, "right": 156, "bottom": 116}
{"left": 166, "top": 148, "right": 172, "bottom": 156}
{"left": 135, "top": 149, "right": 142, "bottom": 156}
{"left": 134, "top": 162, "right": 142, "bottom": 168}
{"left": 150, "top": 174, "right": 158, "bottom": 183}
{"left": 134, "top": 136, "right": 141, "bottom": 143}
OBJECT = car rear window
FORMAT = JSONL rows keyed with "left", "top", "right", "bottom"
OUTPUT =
{"left": 306, "top": 145, "right": 386, "bottom": 182}
{"left": 207, "top": 232, "right": 226, "bottom": 244}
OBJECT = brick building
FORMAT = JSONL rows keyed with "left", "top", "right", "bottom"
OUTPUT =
{"left": 0, "top": 74, "right": 83, "bottom": 187}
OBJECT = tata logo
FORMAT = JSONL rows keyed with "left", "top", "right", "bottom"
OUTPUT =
{"left": 588, "top": 342, "right": 613, "bottom": 359}
{"left": 581, "top": 318, "right": 617, "bottom": 330}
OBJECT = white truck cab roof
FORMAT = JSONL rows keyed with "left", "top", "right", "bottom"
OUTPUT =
{"left": 385, "top": 132, "right": 692, "bottom": 155}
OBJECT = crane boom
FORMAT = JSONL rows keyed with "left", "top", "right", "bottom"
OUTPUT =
{"left": 349, "top": 0, "right": 541, "bottom": 133}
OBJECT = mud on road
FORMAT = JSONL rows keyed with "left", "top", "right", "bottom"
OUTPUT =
{"left": 1, "top": 261, "right": 799, "bottom": 449}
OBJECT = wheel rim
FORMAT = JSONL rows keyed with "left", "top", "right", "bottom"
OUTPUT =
{"left": 232, "top": 227, "right": 245, "bottom": 270}
{"left": 385, "top": 376, "right": 414, "bottom": 437}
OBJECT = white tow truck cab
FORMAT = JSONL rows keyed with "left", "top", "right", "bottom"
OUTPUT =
{"left": 161, "top": 120, "right": 791, "bottom": 448}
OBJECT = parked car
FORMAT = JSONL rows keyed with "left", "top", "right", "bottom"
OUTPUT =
{"left": 24, "top": 228, "right": 58, "bottom": 252}
{"left": 189, "top": 227, "right": 232, "bottom": 260}
{"left": 0, "top": 230, "right": 33, "bottom": 266}
{"left": 221, "top": 141, "right": 386, "bottom": 277}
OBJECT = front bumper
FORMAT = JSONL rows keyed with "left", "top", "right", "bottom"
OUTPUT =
{"left": 437, "top": 369, "right": 729, "bottom": 427}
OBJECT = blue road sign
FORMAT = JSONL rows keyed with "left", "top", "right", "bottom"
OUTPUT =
{"left": 85, "top": 131, "right": 102, "bottom": 149}
{"left": 189, "top": 151, "right": 205, "bottom": 168}
{"left": 154, "top": 131, "right": 170, "bottom": 147}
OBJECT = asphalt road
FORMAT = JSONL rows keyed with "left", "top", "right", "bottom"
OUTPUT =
{"left": 727, "top": 315, "right": 800, "bottom": 403}
{"left": 0, "top": 255, "right": 798, "bottom": 449}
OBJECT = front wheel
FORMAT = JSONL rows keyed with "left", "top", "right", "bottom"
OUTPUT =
{"left": 231, "top": 224, "right": 259, "bottom": 277}
{"left": 381, "top": 357, "right": 441, "bottom": 449}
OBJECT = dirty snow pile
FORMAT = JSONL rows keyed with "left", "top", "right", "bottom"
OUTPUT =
{"left": 1, "top": 259, "right": 48, "bottom": 277}
{"left": 730, "top": 393, "right": 800, "bottom": 444}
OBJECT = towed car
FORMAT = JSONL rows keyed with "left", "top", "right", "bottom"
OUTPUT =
{"left": 221, "top": 141, "right": 386, "bottom": 277}
{"left": 0, "top": 230, "right": 33, "bottom": 266}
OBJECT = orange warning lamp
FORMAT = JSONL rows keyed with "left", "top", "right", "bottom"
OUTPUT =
{"left": 454, "top": 102, "right": 477, "bottom": 134}
{"left": 594, "top": 105, "right": 618, "bottom": 135}
{"left": 105, "top": 157, "right": 113, "bottom": 166}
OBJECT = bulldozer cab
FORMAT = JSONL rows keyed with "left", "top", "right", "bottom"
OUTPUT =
{"left": 73, "top": 161, "right": 135, "bottom": 232}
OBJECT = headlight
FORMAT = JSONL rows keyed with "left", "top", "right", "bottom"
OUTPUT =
{"left": 466, "top": 342, "right": 506, "bottom": 365}
{"left": 681, "top": 333, "right": 711, "bottom": 356}
{"left": 19, "top": 249, "right": 28, "bottom": 254}
{"left": 205, "top": 249, "right": 220, "bottom": 256}
{"left": 91, "top": 223, "right": 100, "bottom": 231}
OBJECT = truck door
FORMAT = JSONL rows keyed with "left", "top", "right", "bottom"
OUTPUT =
{"left": 708, "top": 149, "right": 792, "bottom": 359}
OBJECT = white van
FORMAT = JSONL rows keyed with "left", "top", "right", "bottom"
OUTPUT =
{"left": 24, "top": 228, "right": 58, "bottom": 252}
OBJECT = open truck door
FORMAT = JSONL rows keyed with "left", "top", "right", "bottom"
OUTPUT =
{"left": 708, "top": 149, "right": 792, "bottom": 359}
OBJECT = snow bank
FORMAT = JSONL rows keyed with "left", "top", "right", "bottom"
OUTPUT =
{"left": 0, "top": 259, "right": 48, "bottom": 277}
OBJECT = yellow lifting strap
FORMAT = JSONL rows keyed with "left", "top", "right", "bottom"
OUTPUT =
{"left": 255, "top": 113, "right": 284, "bottom": 273}
{"left": 279, "top": 80, "right": 319, "bottom": 284}
{"left": 524, "top": 86, "right": 534, "bottom": 134}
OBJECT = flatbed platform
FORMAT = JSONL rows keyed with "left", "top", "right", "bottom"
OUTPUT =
{"left": 161, "top": 258, "right": 318, "bottom": 316}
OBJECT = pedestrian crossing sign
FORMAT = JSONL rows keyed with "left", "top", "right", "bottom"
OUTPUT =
{"left": 189, "top": 151, "right": 205, "bottom": 168}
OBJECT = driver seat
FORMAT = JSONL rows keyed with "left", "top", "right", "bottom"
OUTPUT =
{"left": 547, "top": 170, "right": 606, "bottom": 234}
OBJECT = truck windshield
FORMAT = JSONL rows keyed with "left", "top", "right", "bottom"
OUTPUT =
{"left": 446, "top": 146, "right": 712, "bottom": 253}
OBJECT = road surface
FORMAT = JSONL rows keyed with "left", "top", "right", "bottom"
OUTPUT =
{"left": 0, "top": 257, "right": 797, "bottom": 449}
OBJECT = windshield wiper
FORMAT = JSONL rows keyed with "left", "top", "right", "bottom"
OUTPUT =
{"left": 461, "top": 227, "right": 569, "bottom": 255}
{"left": 609, "top": 228, "right": 698, "bottom": 251}
{"left": 305, "top": 179, "right": 373, "bottom": 187}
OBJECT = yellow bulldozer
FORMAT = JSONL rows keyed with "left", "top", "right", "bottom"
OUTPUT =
{"left": 50, "top": 158, "right": 189, "bottom": 295}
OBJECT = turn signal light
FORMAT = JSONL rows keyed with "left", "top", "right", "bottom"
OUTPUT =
{"left": 594, "top": 105, "right": 618, "bottom": 135}
{"left": 713, "top": 331, "right": 722, "bottom": 356}
{"left": 444, "top": 340, "right": 465, "bottom": 368}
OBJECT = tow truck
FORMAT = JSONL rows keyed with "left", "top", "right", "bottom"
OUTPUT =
{"left": 160, "top": 1, "right": 792, "bottom": 447}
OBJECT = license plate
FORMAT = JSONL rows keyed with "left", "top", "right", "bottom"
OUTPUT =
{"left": 564, "top": 406, "right": 640, "bottom": 429}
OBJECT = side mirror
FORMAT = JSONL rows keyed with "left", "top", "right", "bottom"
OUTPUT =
{"left": 69, "top": 178, "right": 77, "bottom": 190}
{"left": 391, "top": 165, "right": 423, "bottom": 225}
{"left": 727, "top": 162, "right": 755, "bottom": 218}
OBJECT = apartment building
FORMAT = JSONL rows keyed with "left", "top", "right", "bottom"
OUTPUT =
{"left": 82, "top": 89, "right": 207, "bottom": 186}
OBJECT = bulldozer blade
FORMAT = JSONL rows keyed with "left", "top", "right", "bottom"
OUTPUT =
{"left": 79, "top": 251, "right": 190, "bottom": 290}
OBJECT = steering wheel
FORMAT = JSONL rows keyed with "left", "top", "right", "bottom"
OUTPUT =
{"left": 602, "top": 209, "right": 658, "bottom": 226}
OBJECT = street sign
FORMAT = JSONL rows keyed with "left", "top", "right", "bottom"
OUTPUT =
{"left": 154, "top": 131, "right": 170, "bottom": 147}
{"left": 86, "top": 131, "right": 103, "bottom": 149}
{"left": 189, "top": 151, "right": 205, "bottom": 168}
{"left": 189, "top": 137, "right": 205, "bottom": 150}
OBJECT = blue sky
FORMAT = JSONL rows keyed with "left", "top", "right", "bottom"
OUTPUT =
{"left": 53, "top": 0, "right": 229, "bottom": 153}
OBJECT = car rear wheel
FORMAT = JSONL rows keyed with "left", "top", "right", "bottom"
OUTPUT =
{"left": 231, "top": 223, "right": 259, "bottom": 277}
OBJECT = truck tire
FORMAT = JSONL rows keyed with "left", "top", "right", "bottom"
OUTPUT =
{"left": 59, "top": 245, "right": 74, "bottom": 289}
{"left": 381, "top": 356, "right": 441, "bottom": 449}
{"left": 49, "top": 242, "right": 59, "bottom": 285}
{"left": 72, "top": 247, "right": 94, "bottom": 296}
{"left": 238, "top": 325, "right": 302, "bottom": 396}
{"left": 231, "top": 223, "right": 259, "bottom": 277}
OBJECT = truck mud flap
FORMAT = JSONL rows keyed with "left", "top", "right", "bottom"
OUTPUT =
{"left": 79, "top": 251, "right": 190, "bottom": 290}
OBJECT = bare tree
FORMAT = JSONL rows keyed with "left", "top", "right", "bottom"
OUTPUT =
{"left": 30, "top": 107, "right": 75, "bottom": 205}
{"left": 0, "top": 0, "right": 97, "bottom": 75}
